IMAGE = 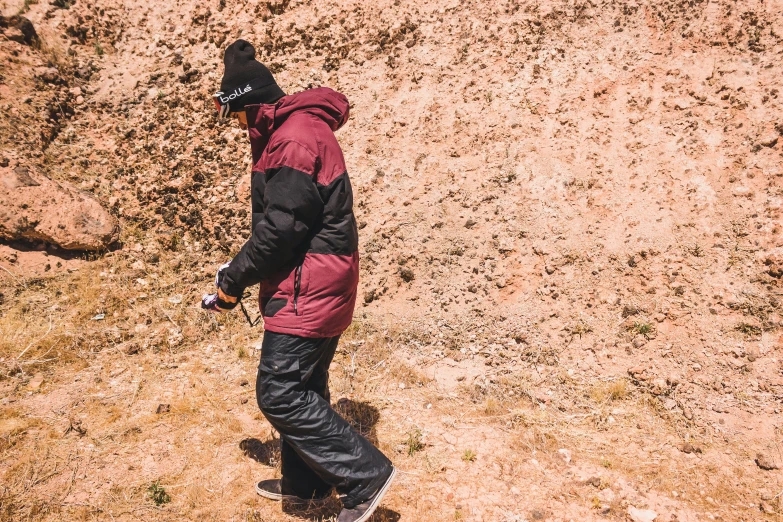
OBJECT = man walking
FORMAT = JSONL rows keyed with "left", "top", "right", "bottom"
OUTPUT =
{"left": 201, "top": 40, "right": 395, "bottom": 522}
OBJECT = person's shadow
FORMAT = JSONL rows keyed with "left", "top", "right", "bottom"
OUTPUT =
{"left": 239, "top": 436, "right": 281, "bottom": 468}
{"left": 333, "top": 398, "right": 381, "bottom": 445}
{"left": 239, "top": 399, "right": 399, "bottom": 521}
{"left": 281, "top": 502, "right": 401, "bottom": 521}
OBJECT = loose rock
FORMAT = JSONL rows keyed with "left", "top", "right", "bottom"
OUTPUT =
{"left": 557, "top": 448, "right": 572, "bottom": 464}
{"left": 680, "top": 442, "right": 702, "bottom": 454}
{"left": 28, "top": 373, "right": 44, "bottom": 390}
{"left": 0, "top": 15, "right": 38, "bottom": 45}
{"left": 0, "top": 165, "right": 118, "bottom": 251}
{"left": 627, "top": 506, "right": 657, "bottom": 522}
{"left": 584, "top": 476, "right": 603, "bottom": 487}
{"left": 756, "top": 453, "right": 780, "bottom": 471}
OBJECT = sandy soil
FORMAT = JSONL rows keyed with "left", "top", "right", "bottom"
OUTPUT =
{"left": 1, "top": 0, "right": 783, "bottom": 520}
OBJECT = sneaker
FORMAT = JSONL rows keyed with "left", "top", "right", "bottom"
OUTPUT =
{"left": 337, "top": 467, "right": 396, "bottom": 522}
{"left": 255, "top": 479, "right": 331, "bottom": 504}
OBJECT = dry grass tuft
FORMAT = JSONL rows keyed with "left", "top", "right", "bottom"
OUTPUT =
{"left": 589, "top": 379, "right": 629, "bottom": 403}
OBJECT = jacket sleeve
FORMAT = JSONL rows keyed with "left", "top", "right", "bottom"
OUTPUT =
{"left": 220, "top": 142, "right": 323, "bottom": 297}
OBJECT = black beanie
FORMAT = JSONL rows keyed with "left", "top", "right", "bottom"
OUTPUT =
{"left": 218, "top": 39, "right": 285, "bottom": 113}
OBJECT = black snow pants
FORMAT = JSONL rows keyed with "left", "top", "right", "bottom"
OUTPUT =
{"left": 255, "top": 331, "right": 393, "bottom": 508}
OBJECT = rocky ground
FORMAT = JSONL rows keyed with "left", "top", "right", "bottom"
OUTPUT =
{"left": 1, "top": 0, "right": 782, "bottom": 520}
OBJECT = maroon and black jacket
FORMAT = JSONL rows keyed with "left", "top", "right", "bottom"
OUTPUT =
{"left": 219, "top": 87, "right": 359, "bottom": 338}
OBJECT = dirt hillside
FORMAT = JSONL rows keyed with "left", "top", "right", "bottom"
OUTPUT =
{"left": 1, "top": 0, "right": 782, "bottom": 520}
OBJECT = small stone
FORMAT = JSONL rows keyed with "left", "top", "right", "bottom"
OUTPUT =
{"left": 760, "top": 501, "right": 776, "bottom": 514}
{"left": 680, "top": 443, "right": 702, "bottom": 454}
{"left": 35, "top": 66, "right": 60, "bottom": 83}
{"left": 729, "top": 359, "right": 747, "bottom": 370}
{"left": 399, "top": 267, "right": 415, "bottom": 282}
{"left": 28, "top": 373, "right": 44, "bottom": 390}
{"left": 627, "top": 506, "right": 658, "bottom": 522}
{"left": 628, "top": 365, "right": 648, "bottom": 378}
{"left": 156, "top": 404, "right": 171, "bottom": 414}
{"left": 529, "top": 509, "right": 546, "bottom": 521}
{"left": 633, "top": 335, "right": 647, "bottom": 348}
{"left": 584, "top": 476, "right": 602, "bottom": 487}
{"left": 663, "top": 398, "right": 677, "bottom": 410}
{"left": 759, "top": 135, "right": 779, "bottom": 148}
{"left": 756, "top": 453, "right": 780, "bottom": 471}
{"left": 654, "top": 313, "right": 666, "bottom": 323}
{"left": 545, "top": 264, "right": 556, "bottom": 275}
{"left": 557, "top": 448, "right": 572, "bottom": 464}
{"left": 682, "top": 406, "right": 693, "bottom": 420}
{"left": 464, "top": 218, "right": 476, "bottom": 229}
{"left": 651, "top": 378, "right": 668, "bottom": 395}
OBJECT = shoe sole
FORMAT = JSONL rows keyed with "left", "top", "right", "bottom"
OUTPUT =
{"left": 255, "top": 483, "right": 330, "bottom": 505}
{"left": 255, "top": 483, "right": 283, "bottom": 501}
{"left": 352, "top": 466, "right": 397, "bottom": 522}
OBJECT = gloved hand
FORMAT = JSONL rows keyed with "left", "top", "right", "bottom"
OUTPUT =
{"left": 201, "top": 261, "right": 240, "bottom": 313}
{"left": 201, "top": 290, "right": 239, "bottom": 312}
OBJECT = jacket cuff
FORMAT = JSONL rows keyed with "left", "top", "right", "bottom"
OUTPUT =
{"left": 219, "top": 276, "right": 244, "bottom": 299}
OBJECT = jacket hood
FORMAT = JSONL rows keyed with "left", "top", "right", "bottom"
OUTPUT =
{"left": 245, "top": 87, "right": 350, "bottom": 150}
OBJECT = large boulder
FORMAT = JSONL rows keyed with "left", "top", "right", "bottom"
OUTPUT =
{"left": 0, "top": 164, "right": 118, "bottom": 251}
{"left": 0, "top": 16, "right": 38, "bottom": 46}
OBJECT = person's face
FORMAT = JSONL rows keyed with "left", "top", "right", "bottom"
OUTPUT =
{"left": 233, "top": 111, "right": 248, "bottom": 130}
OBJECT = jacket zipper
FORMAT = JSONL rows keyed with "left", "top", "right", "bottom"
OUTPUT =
{"left": 293, "top": 263, "right": 303, "bottom": 316}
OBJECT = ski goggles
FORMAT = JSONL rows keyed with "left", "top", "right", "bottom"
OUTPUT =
{"left": 213, "top": 92, "right": 233, "bottom": 119}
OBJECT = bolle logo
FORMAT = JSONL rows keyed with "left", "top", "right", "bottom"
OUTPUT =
{"left": 218, "top": 84, "right": 252, "bottom": 104}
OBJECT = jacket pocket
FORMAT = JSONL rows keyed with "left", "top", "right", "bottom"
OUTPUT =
{"left": 262, "top": 297, "right": 288, "bottom": 318}
{"left": 259, "top": 355, "right": 300, "bottom": 376}
{"left": 257, "top": 355, "right": 301, "bottom": 412}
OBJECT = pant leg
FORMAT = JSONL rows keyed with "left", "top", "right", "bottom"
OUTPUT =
{"left": 279, "top": 336, "right": 339, "bottom": 499}
{"left": 256, "top": 331, "right": 393, "bottom": 508}
{"left": 280, "top": 439, "right": 332, "bottom": 499}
